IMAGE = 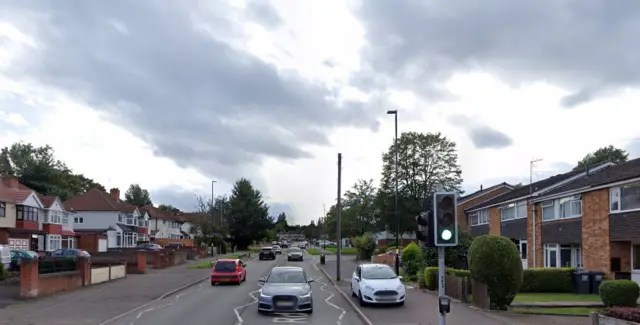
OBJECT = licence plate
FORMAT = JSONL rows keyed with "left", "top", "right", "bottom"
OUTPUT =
{"left": 277, "top": 301, "right": 294, "bottom": 307}
{"left": 218, "top": 278, "right": 230, "bottom": 282}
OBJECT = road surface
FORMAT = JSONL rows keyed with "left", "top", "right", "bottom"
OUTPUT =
{"left": 108, "top": 250, "right": 364, "bottom": 325}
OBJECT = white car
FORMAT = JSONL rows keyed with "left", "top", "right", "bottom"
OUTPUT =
{"left": 350, "top": 263, "right": 405, "bottom": 306}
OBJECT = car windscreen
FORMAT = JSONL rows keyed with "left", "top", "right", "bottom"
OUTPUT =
{"left": 261, "top": 248, "right": 273, "bottom": 252}
{"left": 214, "top": 261, "right": 237, "bottom": 272}
{"left": 272, "top": 245, "right": 281, "bottom": 249}
{"left": 289, "top": 247, "right": 301, "bottom": 252}
{"left": 267, "top": 270, "right": 306, "bottom": 283}
{"left": 362, "top": 266, "right": 397, "bottom": 280}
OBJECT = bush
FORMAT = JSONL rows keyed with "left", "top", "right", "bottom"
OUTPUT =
{"left": 0, "top": 263, "right": 7, "bottom": 281}
{"left": 447, "top": 268, "right": 471, "bottom": 278}
{"left": 519, "top": 268, "right": 575, "bottom": 293}
{"left": 468, "top": 235, "right": 523, "bottom": 310}
{"left": 355, "top": 233, "right": 377, "bottom": 260}
{"left": 423, "top": 266, "right": 469, "bottom": 290}
{"left": 417, "top": 269, "right": 427, "bottom": 289}
{"left": 401, "top": 242, "right": 423, "bottom": 276}
{"left": 605, "top": 307, "right": 640, "bottom": 322}
{"left": 600, "top": 280, "right": 640, "bottom": 307}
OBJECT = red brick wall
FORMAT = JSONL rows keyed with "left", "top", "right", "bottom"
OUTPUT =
{"left": 489, "top": 207, "right": 501, "bottom": 236}
{"left": 77, "top": 233, "right": 106, "bottom": 253}
{"left": 457, "top": 186, "right": 511, "bottom": 231}
{"left": 611, "top": 242, "right": 631, "bottom": 272}
{"left": 582, "top": 189, "right": 611, "bottom": 276}
{"left": 527, "top": 203, "right": 543, "bottom": 268}
{"left": 43, "top": 224, "right": 62, "bottom": 235}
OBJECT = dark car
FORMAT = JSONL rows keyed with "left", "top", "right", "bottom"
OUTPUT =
{"left": 9, "top": 250, "right": 38, "bottom": 271}
{"left": 136, "top": 243, "right": 163, "bottom": 251}
{"left": 48, "top": 249, "right": 91, "bottom": 259}
{"left": 259, "top": 247, "right": 276, "bottom": 260}
{"left": 258, "top": 266, "right": 314, "bottom": 314}
{"left": 287, "top": 247, "right": 303, "bottom": 261}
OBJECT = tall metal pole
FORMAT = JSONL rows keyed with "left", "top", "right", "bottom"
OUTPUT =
{"left": 337, "top": 153, "right": 343, "bottom": 282}
{"left": 438, "top": 246, "right": 446, "bottom": 325}
{"left": 323, "top": 204, "right": 327, "bottom": 250}
{"left": 393, "top": 112, "right": 400, "bottom": 274}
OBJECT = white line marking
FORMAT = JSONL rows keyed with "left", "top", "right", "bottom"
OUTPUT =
{"left": 316, "top": 276, "right": 346, "bottom": 325}
{"left": 233, "top": 289, "right": 260, "bottom": 324}
{"left": 130, "top": 302, "right": 173, "bottom": 325}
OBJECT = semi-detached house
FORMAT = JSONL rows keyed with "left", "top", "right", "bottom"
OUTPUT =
{"left": 140, "top": 205, "right": 192, "bottom": 240}
{"left": 64, "top": 188, "right": 150, "bottom": 249}
{"left": 456, "top": 182, "right": 515, "bottom": 231}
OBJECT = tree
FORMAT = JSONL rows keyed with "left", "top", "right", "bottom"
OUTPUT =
{"left": 158, "top": 204, "right": 181, "bottom": 213}
{"left": 124, "top": 184, "right": 153, "bottom": 206}
{"left": 275, "top": 212, "right": 289, "bottom": 233}
{"left": 343, "top": 179, "right": 380, "bottom": 236}
{"left": 574, "top": 145, "right": 629, "bottom": 171}
{"left": 377, "top": 132, "right": 463, "bottom": 235}
{"left": 0, "top": 142, "right": 105, "bottom": 200}
{"left": 226, "top": 178, "right": 271, "bottom": 249}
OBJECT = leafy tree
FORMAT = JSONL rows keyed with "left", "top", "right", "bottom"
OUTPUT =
{"left": 190, "top": 195, "right": 229, "bottom": 247}
{"left": 355, "top": 232, "right": 377, "bottom": 260}
{"left": 275, "top": 212, "right": 289, "bottom": 233}
{"left": 378, "top": 132, "right": 463, "bottom": 236}
{"left": 0, "top": 142, "right": 105, "bottom": 200}
{"left": 158, "top": 204, "right": 180, "bottom": 213}
{"left": 342, "top": 179, "right": 379, "bottom": 236}
{"left": 227, "top": 178, "right": 271, "bottom": 249}
{"left": 574, "top": 145, "right": 629, "bottom": 171}
{"left": 422, "top": 227, "right": 473, "bottom": 269}
{"left": 124, "top": 184, "right": 153, "bottom": 206}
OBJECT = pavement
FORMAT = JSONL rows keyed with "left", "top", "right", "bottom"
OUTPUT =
{"left": 0, "top": 256, "right": 222, "bottom": 325}
{"left": 320, "top": 257, "right": 592, "bottom": 325}
{"left": 104, "top": 249, "right": 365, "bottom": 325}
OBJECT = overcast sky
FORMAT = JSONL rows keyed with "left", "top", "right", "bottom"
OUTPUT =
{"left": 1, "top": 0, "right": 640, "bottom": 224}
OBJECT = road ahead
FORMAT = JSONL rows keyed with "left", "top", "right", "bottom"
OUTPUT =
{"left": 108, "top": 250, "right": 364, "bottom": 325}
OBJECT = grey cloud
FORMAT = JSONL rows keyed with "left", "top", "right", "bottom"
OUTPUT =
{"left": 246, "top": 0, "right": 283, "bottom": 28}
{"left": 2, "top": 1, "right": 380, "bottom": 185}
{"left": 352, "top": 1, "right": 640, "bottom": 108}
{"left": 150, "top": 188, "right": 201, "bottom": 212}
{"left": 448, "top": 114, "right": 513, "bottom": 149}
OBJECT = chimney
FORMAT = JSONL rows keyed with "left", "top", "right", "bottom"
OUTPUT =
{"left": 3, "top": 176, "right": 19, "bottom": 189}
{"left": 110, "top": 188, "right": 120, "bottom": 201}
{"left": 480, "top": 184, "right": 483, "bottom": 191}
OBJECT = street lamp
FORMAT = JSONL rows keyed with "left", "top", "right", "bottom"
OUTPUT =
{"left": 386, "top": 109, "right": 400, "bottom": 275}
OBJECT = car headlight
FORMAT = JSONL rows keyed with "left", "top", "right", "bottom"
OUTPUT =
{"left": 364, "top": 285, "right": 374, "bottom": 291}
{"left": 299, "top": 292, "right": 311, "bottom": 298}
{"left": 396, "top": 284, "right": 404, "bottom": 291}
{"left": 259, "top": 291, "right": 272, "bottom": 299}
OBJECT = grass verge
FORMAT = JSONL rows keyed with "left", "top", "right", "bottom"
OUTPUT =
{"left": 325, "top": 247, "right": 358, "bottom": 255}
{"left": 306, "top": 248, "right": 321, "bottom": 255}
{"left": 514, "top": 293, "right": 602, "bottom": 303}
{"left": 510, "top": 306, "right": 601, "bottom": 316}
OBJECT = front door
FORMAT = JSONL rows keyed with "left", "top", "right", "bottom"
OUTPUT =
{"left": 631, "top": 245, "right": 640, "bottom": 286}
{"left": 520, "top": 240, "right": 528, "bottom": 270}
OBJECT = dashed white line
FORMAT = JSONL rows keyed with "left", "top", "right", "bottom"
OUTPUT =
{"left": 129, "top": 285, "right": 190, "bottom": 324}
{"left": 316, "top": 276, "right": 346, "bottom": 325}
{"left": 233, "top": 264, "right": 276, "bottom": 324}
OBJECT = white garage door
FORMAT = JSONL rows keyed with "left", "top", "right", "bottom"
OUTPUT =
{"left": 98, "top": 239, "right": 107, "bottom": 252}
{"left": 9, "top": 238, "right": 29, "bottom": 250}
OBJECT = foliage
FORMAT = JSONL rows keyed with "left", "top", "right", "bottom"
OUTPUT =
{"left": 325, "top": 247, "right": 358, "bottom": 255}
{"left": 605, "top": 307, "right": 640, "bottom": 323}
{"left": 274, "top": 212, "right": 289, "bottom": 233}
{"left": 423, "top": 266, "right": 471, "bottom": 291}
{"left": 599, "top": 280, "right": 640, "bottom": 307}
{"left": 226, "top": 178, "right": 271, "bottom": 250}
{"left": 520, "top": 268, "right": 575, "bottom": 293}
{"left": 468, "top": 235, "right": 523, "bottom": 310}
{"left": 158, "top": 204, "right": 181, "bottom": 213}
{"left": 0, "top": 263, "right": 7, "bottom": 280}
{"left": 354, "top": 232, "right": 377, "bottom": 260}
{"left": 323, "top": 179, "right": 379, "bottom": 239}
{"left": 124, "top": 184, "right": 153, "bottom": 206}
{"left": 264, "top": 229, "right": 277, "bottom": 242}
{"left": 417, "top": 269, "right": 426, "bottom": 289}
{"left": 401, "top": 242, "right": 423, "bottom": 276}
{"left": 190, "top": 195, "right": 229, "bottom": 246}
{"left": 574, "top": 145, "right": 628, "bottom": 171}
{"left": 377, "top": 132, "right": 463, "bottom": 236}
{"left": 0, "top": 142, "right": 105, "bottom": 200}
{"left": 422, "top": 227, "right": 472, "bottom": 269}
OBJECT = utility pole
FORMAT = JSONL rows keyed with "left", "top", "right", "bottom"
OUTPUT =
{"left": 323, "top": 204, "right": 327, "bottom": 250}
{"left": 530, "top": 158, "right": 542, "bottom": 268}
{"left": 337, "top": 153, "right": 342, "bottom": 282}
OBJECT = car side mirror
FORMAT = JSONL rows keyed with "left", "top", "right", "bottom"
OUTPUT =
{"left": 259, "top": 277, "right": 266, "bottom": 283}
{"left": 398, "top": 275, "right": 403, "bottom": 280}
{"left": 307, "top": 278, "right": 315, "bottom": 283}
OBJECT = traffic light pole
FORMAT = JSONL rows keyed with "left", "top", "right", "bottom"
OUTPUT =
{"left": 438, "top": 246, "right": 446, "bottom": 325}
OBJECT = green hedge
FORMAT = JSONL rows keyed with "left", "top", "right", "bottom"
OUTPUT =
{"left": 600, "top": 280, "right": 640, "bottom": 307}
{"left": 519, "top": 268, "right": 575, "bottom": 293}
{"left": 423, "top": 266, "right": 470, "bottom": 291}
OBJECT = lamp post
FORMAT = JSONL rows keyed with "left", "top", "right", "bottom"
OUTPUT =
{"left": 386, "top": 110, "right": 400, "bottom": 275}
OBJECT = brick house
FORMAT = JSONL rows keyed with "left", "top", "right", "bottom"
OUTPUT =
{"left": 0, "top": 177, "right": 48, "bottom": 251}
{"left": 465, "top": 163, "right": 613, "bottom": 270}
{"left": 457, "top": 182, "right": 514, "bottom": 231}
{"left": 527, "top": 157, "right": 640, "bottom": 281}
{"left": 140, "top": 205, "right": 191, "bottom": 240}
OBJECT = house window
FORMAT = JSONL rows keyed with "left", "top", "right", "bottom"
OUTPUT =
{"left": 500, "top": 201, "right": 527, "bottom": 221}
{"left": 118, "top": 213, "right": 123, "bottom": 223}
{"left": 61, "top": 213, "right": 68, "bottom": 226}
{"left": 74, "top": 217, "right": 84, "bottom": 224}
{"left": 47, "top": 235, "right": 62, "bottom": 251}
{"left": 62, "top": 237, "right": 76, "bottom": 249}
{"left": 126, "top": 214, "right": 134, "bottom": 225}
{"left": 46, "top": 211, "right": 62, "bottom": 224}
{"left": 116, "top": 233, "right": 122, "bottom": 247}
{"left": 541, "top": 200, "right": 555, "bottom": 221}
{"left": 0, "top": 202, "right": 5, "bottom": 218}
{"left": 559, "top": 196, "right": 582, "bottom": 219}
{"left": 16, "top": 206, "right": 39, "bottom": 221}
{"left": 470, "top": 209, "right": 489, "bottom": 226}
{"left": 544, "top": 243, "right": 582, "bottom": 268}
{"left": 611, "top": 183, "right": 640, "bottom": 212}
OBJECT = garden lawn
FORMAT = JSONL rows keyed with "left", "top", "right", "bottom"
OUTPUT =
{"left": 325, "top": 247, "right": 358, "bottom": 255}
{"left": 511, "top": 307, "right": 602, "bottom": 316}
{"left": 514, "top": 293, "right": 602, "bottom": 303}
{"left": 306, "top": 248, "right": 321, "bottom": 255}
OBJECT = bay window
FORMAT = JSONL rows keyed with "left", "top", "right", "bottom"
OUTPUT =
{"left": 45, "top": 211, "right": 62, "bottom": 224}
{"left": 47, "top": 235, "right": 62, "bottom": 251}
{"left": 610, "top": 182, "right": 640, "bottom": 212}
{"left": 544, "top": 243, "right": 582, "bottom": 268}
{"left": 470, "top": 209, "right": 489, "bottom": 226}
{"left": 126, "top": 214, "right": 135, "bottom": 225}
{"left": 500, "top": 201, "right": 527, "bottom": 221}
{"left": 16, "top": 205, "right": 39, "bottom": 221}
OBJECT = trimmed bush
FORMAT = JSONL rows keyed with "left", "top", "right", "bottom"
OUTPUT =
{"left": 355, "top": 232, "right": 377, "bottom": 260}
{"left": 468, "top": 235, "right": 523, "bottom": 310}
{"left": 600, "top": 280, "right": 640, "bottom": 307}
{"left": 447, "top": 268, "right": 471, "bottom": 279}
{"left": 605, "top": 307, "right": 640, "bottom": 322}
{"left": 423, "top": 266, "right": 470, "bottom": 291}
{"left": 401, "top": 242, "right": 423, "bottom": 276}
{"left": 417, "top": 269, "right": 427, "bottom": 289}
{"left": 519, "top": 268, "right": 575, "bottom": 293}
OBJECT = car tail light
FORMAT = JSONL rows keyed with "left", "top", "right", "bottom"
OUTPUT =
{"left": 236, "top": 263, "right": 242, "bottom": 272}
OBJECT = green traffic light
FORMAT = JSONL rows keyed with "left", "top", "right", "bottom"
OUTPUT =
{"left": 441, "top": 229, "right": 453, "bottom": 241}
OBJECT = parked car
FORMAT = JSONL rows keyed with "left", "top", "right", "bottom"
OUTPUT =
{"left": 48, "top": 249, "right": 91, "bottom": 259}
{"left": 0, "top": 245, "right": 11, "bottom": 270}
{"left": 9, "top": 250, "right": 38, "bottom": 271}
{"left": 259, "top": 247, "right": 276, "bottom": 260}
{"left": 136, "top": 243, "right": 163, "bottom": 251}
{"left": 351, "top": 263, "right": 405, "bottom": 306}
{"left": 210, "top": 259, "right": 247, "bottom": 285}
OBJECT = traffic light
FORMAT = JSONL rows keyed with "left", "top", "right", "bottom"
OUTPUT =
{"left": 415, "top": 210, "right": 434, "bottom": 247}
{"left": 433, "top": 192, "right": 458, "bottom": 246}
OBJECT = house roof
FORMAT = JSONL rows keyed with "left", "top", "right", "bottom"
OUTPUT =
{"left": 0, "top": 177, "right": 37, "bottom": 204}
{"left": 458, "top": 182, "right": 514, "bottom": 204}
{"left": 538, "top": 157, "right": 640, "bottom": 198}
{"left": 38, "top": 195, "right": 58, "bottom": 209}
{"left": 466, "top": 168, "right": 589, "bottom": 211}
{"left": 140, "top": 204, "right": 186, "bottom": 221}
{"left": 64, "top": 188, "right": 139, "bottom": 213}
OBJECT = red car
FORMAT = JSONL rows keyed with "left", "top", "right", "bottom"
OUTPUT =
{"left": 211, "top": 259, "right": 247, "bottom": 285}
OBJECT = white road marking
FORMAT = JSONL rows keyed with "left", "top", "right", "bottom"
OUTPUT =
{"left": 233, "top": 289, "right": 261, "bottom": 324}
{"left": 129, "top": 302, "right": 173, "bottom": 325}
{"left": 316, "top": 276, "right": 346, "bottom": 325}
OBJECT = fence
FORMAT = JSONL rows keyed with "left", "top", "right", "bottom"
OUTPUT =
{"left": 371, "top": 254, "right": 395, "bottom": 267}
{"left": 90, "top": 262, "right": 127, "bottom": 285}
{"left": 442, "top": 275, "right": 490, "bottom": 309}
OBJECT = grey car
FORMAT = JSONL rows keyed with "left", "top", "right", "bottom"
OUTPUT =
{"left": 258, "top": 266, "right": 314, "bottom": 314}
{"left": 287, "top": 247, "right": 303, "bottom": 261}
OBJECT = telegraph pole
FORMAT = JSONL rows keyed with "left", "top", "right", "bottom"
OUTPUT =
{"left": 336, "top": 153, "right": 343, "bottom": 282}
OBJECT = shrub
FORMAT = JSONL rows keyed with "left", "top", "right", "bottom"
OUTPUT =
{"left": 519, "top": 268, "right": 574, "bottom": 293}
{"left": 0, "top": 263, "right": 7, "bottom": 281}
{"left": 401, "top": 242, "right": 423, "bottom": 276}
{"left": 417, "top": 269, "right": 427, "bottom": 289}
{"left": 423, "top": 266, "right": 470, "bottom": 290}
{"left": 605, "top": 307, "right": 640, "bottom": 323}
{"left": 447, "top": 268, "right": 471, "bottom": 279}
{"left": 468, "top": 235, "right": 523, "bottom": 310}
{"left": 355, "top": 233, "right": 377, "bottom": 260}
{"left": 600, "top": 280, "right": 640, "bottom": 307}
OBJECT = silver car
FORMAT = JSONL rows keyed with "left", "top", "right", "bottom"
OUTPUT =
{"left": 258, "top": 266, "right": 314, "bottom": 314}
{"left": 287, "top": 247, "right": 304, "bottom": 261}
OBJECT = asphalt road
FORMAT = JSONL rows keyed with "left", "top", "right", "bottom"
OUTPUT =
{"left": 108, "top": 250, "right": 364, "bottom": 325}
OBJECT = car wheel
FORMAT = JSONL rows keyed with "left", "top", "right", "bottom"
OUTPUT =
{"left": 358, "top": 290, "right": 366, "bottom": 306}
{"left": 307, "top": 307, "right": 313, "bottom": 314}
{"left": 259, "top": 257, "right": 263, "bottom": 260}
{"left": 211, "top": 281, "right": 216, "bottom": 286}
